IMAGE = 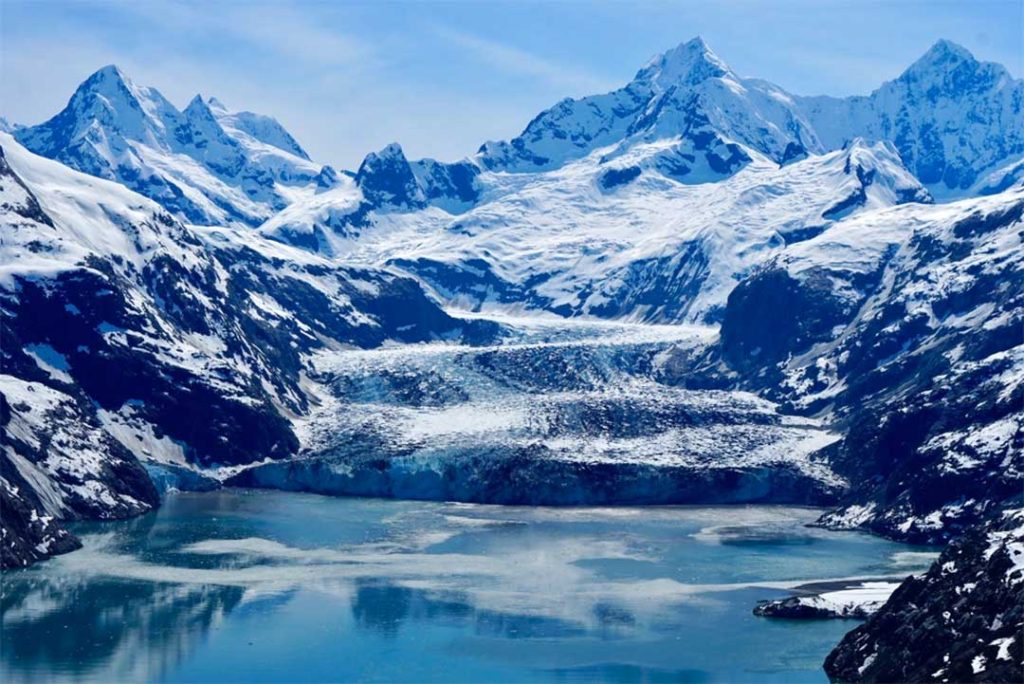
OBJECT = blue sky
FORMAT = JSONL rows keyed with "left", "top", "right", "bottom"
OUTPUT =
{"left": 2, "top": 0, "right": 1021, "bottom": 169}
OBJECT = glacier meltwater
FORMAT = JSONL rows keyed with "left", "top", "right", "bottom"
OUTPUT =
{"left": 0, "top": 490, "right": 936, "bottom": 683}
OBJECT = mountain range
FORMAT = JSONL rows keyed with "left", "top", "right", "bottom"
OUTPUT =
{"left": 1, "top": 37, "right": 1022, "bottom": 682}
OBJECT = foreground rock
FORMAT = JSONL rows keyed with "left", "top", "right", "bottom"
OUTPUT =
{"left": 824, "top": 510, "right": 1024, "bottom": 682}
{"left": 1, "top": 378, "right": 158, "bottom": 569}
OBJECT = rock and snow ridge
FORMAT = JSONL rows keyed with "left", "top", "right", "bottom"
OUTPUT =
{"left": 476, "top": 36, "right": 816, "bottom": 177}
{"left": 472, "top": 36, "right": 1023, "bottom": 195}
{"left": 14, "top": 66, "right": 335, "bottom": 227}
{"left": 798, "top": 39, "right": 1024, "bottom": 197}
{"left": 240, "top": 37, "right": 1018, "bottom": 327}
{"left": 13, "top": 37, "right": 1022, "bottom": 238}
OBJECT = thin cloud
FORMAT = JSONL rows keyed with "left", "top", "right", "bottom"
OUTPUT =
{"left": 431, "top": 24, "right": 616, "bottom": 95}
{"left": 113, "top": 1, "right": 371, "bottom": 68}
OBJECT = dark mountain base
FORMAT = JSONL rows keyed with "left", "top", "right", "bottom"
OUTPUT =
{"left": 824, "top": 511, "right": 1024, "bottom": 683}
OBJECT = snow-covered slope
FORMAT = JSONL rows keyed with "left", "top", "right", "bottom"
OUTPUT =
{"left": 264, "top": 138, "right": 929, "bottom": 323}
{"left": 207, "top": 97, "right": 310, "bottom": 161}
{"left": 258, "top": 37, "right": 1020, "bottom": 326}
{"left": 14, "top": 66, "right": 335, "bottom": 226}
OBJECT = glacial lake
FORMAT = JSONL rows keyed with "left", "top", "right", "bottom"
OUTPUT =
{"left": 1, "top": 490, "right": 936, "bottom": 683}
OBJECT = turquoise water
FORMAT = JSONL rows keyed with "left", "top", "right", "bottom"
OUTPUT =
{"left": 1, "top": 490, "right": 935, "bottom": 683}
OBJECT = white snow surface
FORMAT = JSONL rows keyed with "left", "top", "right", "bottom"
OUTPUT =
{"left": 264, "top": 139, "right": 928, "bottom": 323}
{"left": 792, "top": 581, "right": 900, "bottom": 617}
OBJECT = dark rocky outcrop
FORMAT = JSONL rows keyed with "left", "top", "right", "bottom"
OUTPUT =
{"left": 824, "top": 512, "right": 1024, "bottom": 683}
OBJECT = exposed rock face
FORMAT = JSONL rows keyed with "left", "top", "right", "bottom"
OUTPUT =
{"left": 824, "top": 511, "right": 1024, "bottom": 683}
{"left": 0, "top": 380, "right": 159, "bottom": 569}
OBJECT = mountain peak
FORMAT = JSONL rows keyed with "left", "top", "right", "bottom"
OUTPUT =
{"left": 378, "top": 142, "right": 406, "bottom": 158}
{"left": 88, "top": 64, "right": 130, "bottom": 84}
{"left": 900, "top": 39, "right": 985, "bottom": 81}
{"left": 73, "top": 64, "right": 137, "bottom": 103}
{"left": 356, "top": 142, "right": 424, "bottom": 208}
{"left": 37, "top": 63, "right": 187, "bottom": 154}
{"left": 207, "top": 96, "right": 228, "bottom": 113}
{"left": 923, "top": 39, "right": 975, "bottom": 63}
{"left": 184, "top": 94, "right": 214, "bottom": 119}
{"left": 635, "top": 36, "right": 733, "bottom": 90}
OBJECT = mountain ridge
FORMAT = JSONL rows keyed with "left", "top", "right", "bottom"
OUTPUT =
{"left": 14, "top": 65, "right": 334, "bottom": 226}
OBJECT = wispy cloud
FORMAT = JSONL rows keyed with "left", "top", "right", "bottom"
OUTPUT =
{"left": 431, "top": 24, "right": 616, "bottom": 95}
{"left": 115, "top": 1, "right": 371, "bottom": 68}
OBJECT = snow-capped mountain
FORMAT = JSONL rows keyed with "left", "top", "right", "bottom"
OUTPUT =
{"left": 477, "top": 37, "right": 817, "bottom": 178}
{"left": 707, "top": 185, "right": 1024, "bottom": 542}
{"left": 798, "top": 40, "right": 1024, "bottom": 198}
{"left": 14, "top": 37, "right": 1019, "bottom": 237}
{"left": 253, "top": 37, "right": 1020, "bottom": 332}
{"left": 14, "top": 66, "right": 335, "bottom": 226}
{"left": 470, "top": 36, "right": 1023, "bottom": 201}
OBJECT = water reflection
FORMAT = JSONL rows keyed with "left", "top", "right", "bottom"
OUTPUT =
{"left": 1, "top": 491, "right": 937, "bottom": 683}
{"left": 2, "top": 576, "right": 243, "bottom": 683}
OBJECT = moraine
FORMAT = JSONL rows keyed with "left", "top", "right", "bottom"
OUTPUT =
{"left": 0, "top": 490, "right": 936, "bottom": 684}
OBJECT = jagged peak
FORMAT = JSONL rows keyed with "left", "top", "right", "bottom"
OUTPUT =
{"left": 184, "top": 94, "right": 215, "bottom": 120}
{"left": 87, "top": 64, "right": 130, "bottom": 84}
{"left": 361, "top": 142, "right": 408, "bottom": 166}
{"left": 634, "top": 36, "right": 734, "bottom": 90}
{"left": 842, "top": 137, "right": 898, "bottom": 155}
{"left": 922, "top": 39, "right": 975, "bottom": 64}
{"left": 898, "top": 39, "right": 1011, "bottom": 84}
{"left": 71, "top": 64, "right": 138, "bottom": 103}
{"left": 838, "top": 138, "right": 905, "bottom": 174}
{"left": 44, "top": 64, "right": 186, "bottom": 150}
{"left": 355, "top": 142, "right": 424, "bottom": 208}
{"left": 206, "top": 96, "right": 228, "bottom": 114}
{"left": 356, "top": 143, "right": 412, "bottom": 183}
